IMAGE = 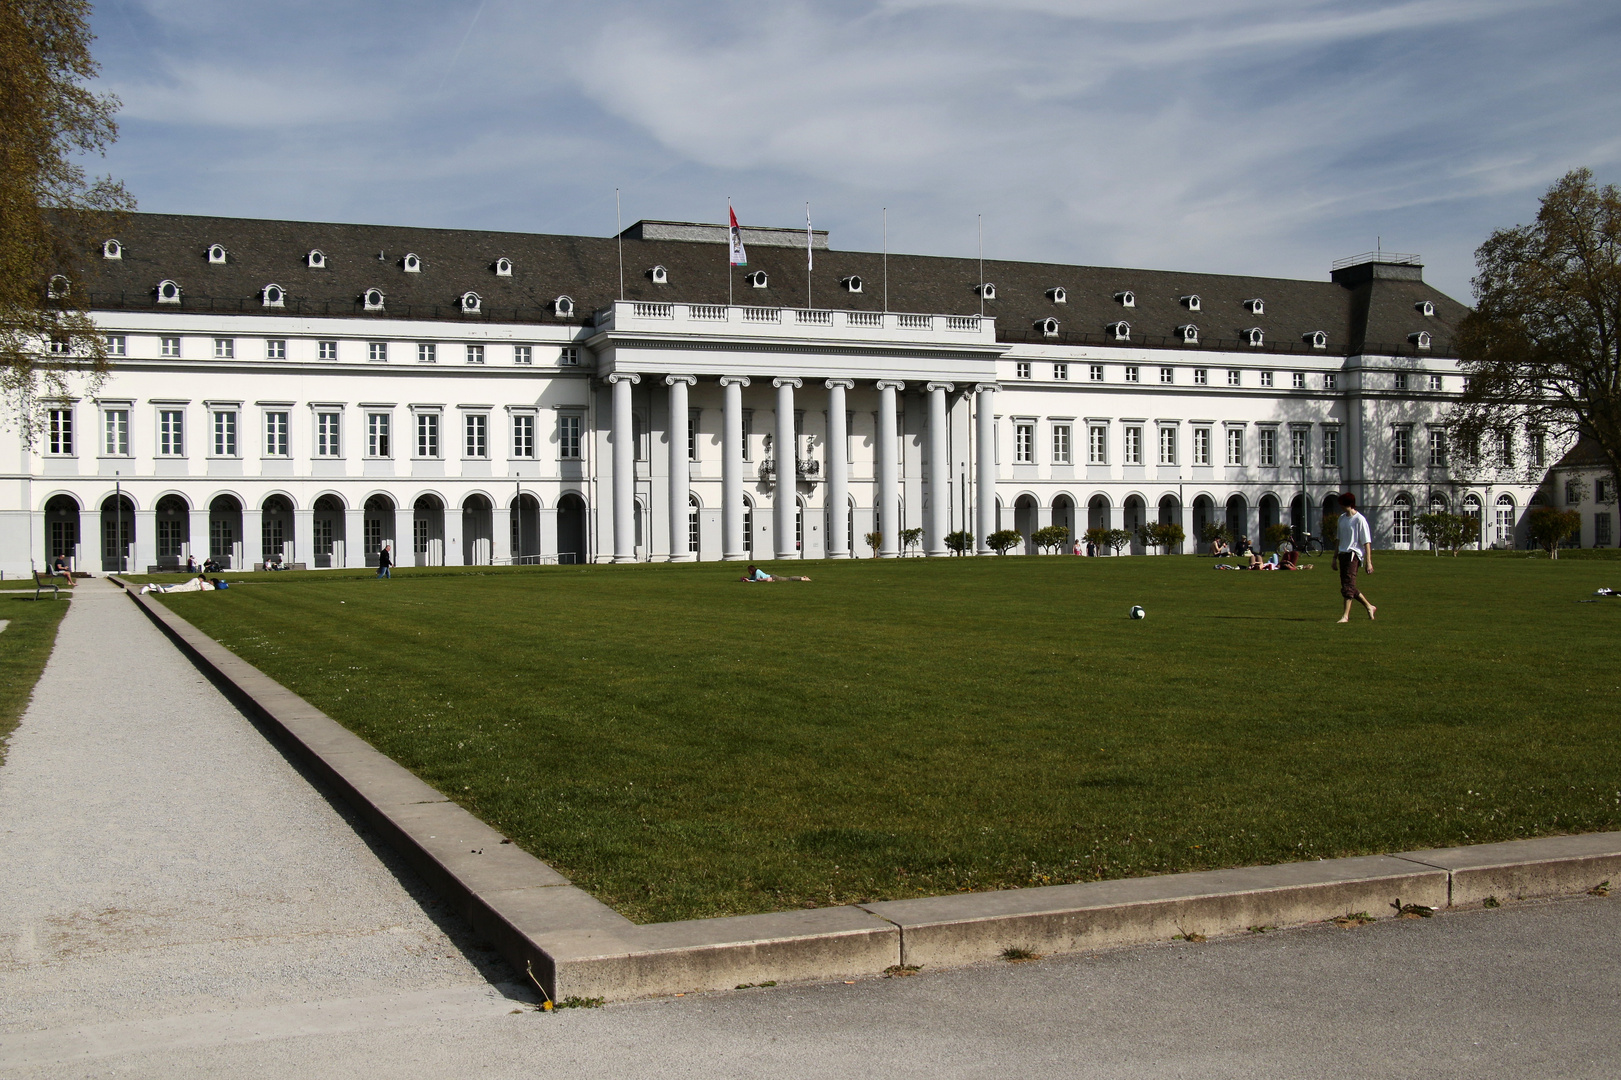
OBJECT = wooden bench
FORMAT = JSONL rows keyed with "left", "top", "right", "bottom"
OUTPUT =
{"left": 33, "top": 570, "right": 67, "bottom": 600}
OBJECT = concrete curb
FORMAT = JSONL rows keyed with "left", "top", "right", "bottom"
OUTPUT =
{"left": 115, "top": 578, "right": 1621, "bottom": 1002}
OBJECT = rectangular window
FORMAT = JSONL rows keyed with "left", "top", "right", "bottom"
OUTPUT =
{"left": 1531, "top": 429, "right": 1546, "bottom": 466}
{"left": 47, "top": 408, "right": 73, "bottom": 455}
{"left": 559, "top": 347, "right": 579, "bottom": 365}
{"left": 1016, "top": 361, "right": 1031, "bottom": 380}
{"left": 1260, "top": 370, "right": 1274, "bottom": 388}
{"left": 214, "top": 338, "right": 234, "bottom": 359}
{"left": 416, "top": 413, "right": 440, "bottom": 458}
{"left": 1193, "top": 428, "right": 1211, "bottom": 466}
{"left": 513, "top": 413, "right": 535, "bottom": 458}
{"left": 1089, "top": 364, "right": 1104, "bottom": 381}
{"left": 1497, "top": 430, "right": 1513, "bottom": 465}
{"left": 1429, "top": 374, "right": 1443, "bottom": 391}
{"left": 467, "top": 344, "right": 485, "bottom": 365}
{"left": 1429, "top": 429, "right": 1445, "bottom": 467}
{"left": 688, "top": 409, "right": 700, "bottom": 461}
{"left": 213, "top": 410, "right": 238, "bottom": 456}
{"left": 1015, "top": 423, "right": 1034, "bottom": 464}
{"left": 1053, "top": 362, "right": 1068, "bottom": 381}
{"left": 104, "top": 408, "right": 129, "bottom": 456}
{"left": 1125, "top": 366, "right": 1140, "bottom": 383}
{"left": 1290, "top": 428, "right": 1307, "bottom": 467}
{"left": 1259, "top": 428, "right": 1277, "bottom": 467}
{"left": 1052, "top": 423, "right": 1071, "bottom": 465}
{"left": 161, "top": 336, "right": 180, "bottom": 358}
{"left": 1159, "top": 426, "right": 1176, "bottom": 466}
{"left": 464, "top": 413, "right": 488, "bottom": 458}
{"left": 264, "top": 411, "right": 288, "bottom": 457}
{"left": 159, "top": 409, "right": 185, "bottom": 456}
{"left": 418, "top": 343, "right": 437, "bottom": 364}
{"left": 266, "top": 339, "right": 286, "bottom": 360}
{"left": 1194, "top": 368, "right": 1208, "bottom": 385}
{"left": 106, "top": 334, "right": 126, "bottom": 356}
{"left": 1597, "top": 513, "right": 1613, "bottom": 547}
{"left": 514, "top": 345, "right": 532, "bottom": 365}
{"left": 367, "top": 412, "right": 391, "bottom": 457}
{"left": 319, "top": 340, "right": 338, "bottom": 361}
{"left": 558, "top": 413, "right": 582, "bottom": 459}
{"left": 1227, "top": 369, "right": 1241, "bottom": 387}
{"left": 741, "top": 411, "right": 753, "bottom": 460}
{"left": 369, "top": 341, "right": 388, "bottom": 362}
{"left": 316, "top": 412, "right": 341, "bottom": 457}
{"left": 1292, "top": 371, "right": 1305, "bottom": 389}
{"left": 1599, "top": 479, "right": 1616, "bottom": 503}
{"left": 49, "top": 336, "right": 70, "bottom": 355}
{"left": 1324, "top": 373, "right": 1337, "bottom": 390}
{"left": 689, "top": 502, "right": 700, "bottom": 553}
{"left": 1566, "top": 479, "right": 1581, "bottom": 505}
{"left": 1323, "top": 428, "right": 1340, "bottom": 467}
{"left": 1124, "top": 426, "right": 1143, "bottom": 465}
{"left": 1226, "top": 427, "right": 1244, "bottom": 466}
{"left": 1394, "top": 371, "right": 1408, "bottom": 391}
{"left": 1160, "top": 367, "right": 1173, "bottom": 384}
{"left": 1088, "top": 425, "right": 1107, "bottom": 465}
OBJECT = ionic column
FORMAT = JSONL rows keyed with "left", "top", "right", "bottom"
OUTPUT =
{"left": 666, "top": 375, "right": 696, "bottom": 562}
{"left": 974, "top": 383, "right": 998, "bottom": 554}
{"left": 720, "top": 376, "right": 750, "bottom": 560}
{"left": 925, "top": 382, "right": 953, "bottom": 556}
{"left": 825, "top": 379, "right": 853, "bottom": 558}
{"left": 608, "top": 372, "right": 640, "bottom": 563}
{"left": 773, "top": 378, "right": 802, "bottom": 559}
{"left": 876, "top": 380, "right": 904, "bottom": 558}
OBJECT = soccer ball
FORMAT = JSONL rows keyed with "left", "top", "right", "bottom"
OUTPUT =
{"left": 1129, "top": 605, "right": 1146, "bottom": 620}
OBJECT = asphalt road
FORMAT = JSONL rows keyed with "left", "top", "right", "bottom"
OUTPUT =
{"left": 2, "top": 581, "right": 1617, "bottom": 1078}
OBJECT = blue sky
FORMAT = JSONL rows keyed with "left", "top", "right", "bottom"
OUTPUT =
{"left": 89, "top": 0, "right": 1621, "bottom": 301}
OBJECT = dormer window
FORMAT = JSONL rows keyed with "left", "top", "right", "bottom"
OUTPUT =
{"left": 1178, "top": 324, "right": 1199, "bottom": 344}
{"left": 1046, "top": 287, "right": 1067, "bottom": 304}
{"left": 974, "top": 282, "right": 996, "bottom": 300}
{"left": 1106, "top": 320, "right": 1131, "bottom": 341}
{"left": 261, "top": 284, "right": 285, "bottom": 308}
{"left": 363, "top": 288, "right": 385, "bottom": 311}
{"left": 841, "top": 275, "right": 863, "bottom": 293}
{"left": 47, "top": 275, "right": 69, "bottom": 299}
{"left": 553, "top": 295, "right": 575, "bottom": 318}
{"left": 1416, "top": 300, "right": 1435, "bottom": 317}
{"left": 1114, "top": 290, "right": 1135, "bottom": 308}
{"left": 1243, "top": 298, "right": 1264, "bottom": 315}
{"left": 102, "top": 239, "right": 122, "bottom": 260}
{"left": 648, "top": 265, "right": 668, "bottom": 284}
{"left": 494, "top": 257, "right": 513, "bottom": 277}
{"left": 306, "top": 249, "right": 327, "bottom": 269}
{"left": 402, "top": 253, "right": 421, "bottom": 273}
{"left": 1244, "top": 327, "right": 1265, "bottom": 347}
{"left": 1304, "top": 330, "right": 1328, "bottom": 349}
{"left": 1180, "top": 294, "right": 1201, "bottom": 311}
{"left": 1410, "top": 331, "right": 1432, "bottom": 350}
{"left": 458, "top": 291, "right": 482, "bottom": 314}
{"left": 156, "top": 279, "right": 181, "bottom": 304}
{"left": 1037, "top": 317, "right": 1060, "bottom": 338}
{"left": 746, "top": 270, "right": 768, "bottom": 289}
{"left": 207, "top": 244, "right": 227, "bottom": 264}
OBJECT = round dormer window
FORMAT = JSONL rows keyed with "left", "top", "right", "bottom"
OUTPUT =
{"left": 1181, "top": 294, "right": 1201, "bottom": 311}
{"left": 1038, "top": 317, "right": 1060, "bottom": 338}
{"left": 102, "top": 239, "right": 122, "bottom": 260}
{"left": 1305, "top": 331, "right": 1328, "bottom": 349}
{"left": 976, "top": 282, "right": 996, "bottom": 300}
{"left": 459, "top": 291, "right": 482, "bottom": 313}
{"left": 1047, "top": 287, "right": 1066, "bottom": 304}
{"left": 207, "top": 244, "right": 227, "bottom": 264}
{"left": 747, "top": 271, "right": 768, "bottom": 289}
{"left": 157, "top": 279, "right": 181, "bottom": 303}
{"left": 842, "top": 275, "right": 863, "bottom": 293}
{"left": 262, "top": 284, "right": 285, "bottom": 307}
{"left": 1179, "top": 324, "right": 1199, "bottom": 344}
{"left": 363, "top": 288, "right": 385, "bottom": 310}
{"left": 495, "top": 257, "right": 512, "bottom": 277}
{"left": 307, "top": 249, "right": 326, "bottom": 268}
{"left": 1246, "top": 327, "right": 1265, "bottom": 347}
{"left": 47, "top": 274, "right": 69, "bottom": 299}
{"left": 649, "top": 265, "right": 668, "bottom": 284}
{"left": 553, "top": 295, "right": 575, "bottom": 318}
{"left": 403, "top": 253, "right": 421, "bottom": 273}
{"left": 1115, "top": 290, "right": 1135, "bottom": 308}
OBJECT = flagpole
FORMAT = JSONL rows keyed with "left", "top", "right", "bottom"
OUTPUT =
{"left": 616, "top": 188, "right": 624, "bottom": 301}
{"left": 882, "top": 207, "right": 888, "bottom": 314}
{"left": 728, "top": 198, "right": 733, "bottom": 307}
{"left": 806, "top": 201, "right": 812, "bottom": 309}
{"left": 978, "top": 214, "right": 984, "bottom": 318}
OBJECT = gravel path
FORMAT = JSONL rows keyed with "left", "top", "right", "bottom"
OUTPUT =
{"left": 0, "top": 580, "right": 520, "bottom": 1044}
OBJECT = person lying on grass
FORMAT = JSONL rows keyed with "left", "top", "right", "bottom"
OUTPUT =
{"left": 740, "top": 564, "right": 811, "bottom": 583}
{"left": 141, "top": 574, "right": 215, "bottom": 594}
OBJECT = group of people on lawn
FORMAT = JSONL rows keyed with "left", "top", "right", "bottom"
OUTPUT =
{"left": 1208, "top": 492, "right": 1376, "bottom": 622}
{"left": 1209, "top": 535, "right": 1309, "bottom": 571}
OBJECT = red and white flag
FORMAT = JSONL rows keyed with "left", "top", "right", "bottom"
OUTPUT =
{"left": 728, "top": 205, "right": 747, "bottom": 267}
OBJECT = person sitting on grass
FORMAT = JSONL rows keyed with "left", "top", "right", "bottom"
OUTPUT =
{"left": 740, "top": 564, "right": 811, "bottom": 583}
{"left": 1210, "top": 537, "right": 1231, "bottom": 558}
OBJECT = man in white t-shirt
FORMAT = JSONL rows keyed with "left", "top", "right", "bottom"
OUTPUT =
{"left": 1336, "top": 492, "right": 1376, "bottom": 622}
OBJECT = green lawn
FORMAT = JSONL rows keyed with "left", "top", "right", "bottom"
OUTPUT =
{"left": 0, "top": 593, "right": 70, "bottom": 766}
{"left": 152, "top": 554, "right": 1621, "bottom": 924}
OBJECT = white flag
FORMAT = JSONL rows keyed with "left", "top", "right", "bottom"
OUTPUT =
{"left": 728, "top": 205, "right": 747, "bottom": 267}
{"left": 806, "top": 202, "right": 813, "bottom": 272}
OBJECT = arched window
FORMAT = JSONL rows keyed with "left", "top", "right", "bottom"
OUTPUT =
{"left": 688, "top": 494, "right": 700, "bottom": 554}
{"left": 796, "top": 497, "right": 805, "bottom": 552}
{"left": 1429, "top": 492, "right": 1447, "bottom": 515}
{"left": 1392, "top": 493, "right": 1413, "bottom": 546}
{"left": 1495, "top": 494, "right": 1516, "bottom": 545}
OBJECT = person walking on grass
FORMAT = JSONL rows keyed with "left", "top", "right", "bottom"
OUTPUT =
{"left": 1335, "top": 492, "right": 1376, "bottom": 622}
{"left": 377, "top": 543, "right": 393, "bottom": 580}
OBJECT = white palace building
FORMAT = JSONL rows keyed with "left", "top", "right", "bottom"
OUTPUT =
{"left": 2, "top": 213, "right": 1560, "bottom": 576}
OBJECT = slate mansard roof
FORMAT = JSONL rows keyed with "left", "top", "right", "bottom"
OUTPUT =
{"left": 69, "top": 212, "right": 1468, "bottom": 358}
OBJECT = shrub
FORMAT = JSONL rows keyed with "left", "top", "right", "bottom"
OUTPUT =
{"left": 1083, "top": 527, "right": 1111, "bottom": 553}
{"left": 1264, "top": 522, "right": 1293, "bottom": 551}
{"left": 944, "top": 530, "right": 974, "bottom": 555}
{"left": 1527, "top": 507, "right": 1581, "bottom": 558}
{"left": 864, "top": 531, "right": 882, "bottom": 557}
{"left": 987, "top": 529, "right": 1023, "bottom": 555}
{"left": 900, "top": 527, "right": 924, "bottom": 556}
{"left": 1032, "top": 524, "right": 1071, "bottom": 554}
{"left": 1104, "top": 528, "right": 1133, "bottom": 555}
{"left": 1415, "top": 511, "right": 1481, "bottom": 556}
{"left": 1140, "top": 522, "right": 1186, "bottom": 554}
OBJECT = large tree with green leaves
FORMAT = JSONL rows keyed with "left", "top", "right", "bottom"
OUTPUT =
{"left": 1, "top": 0, "right": 132, "bottom": 443}
{"left": 1452, "top": 169, "right": 1620, "bottom": 491}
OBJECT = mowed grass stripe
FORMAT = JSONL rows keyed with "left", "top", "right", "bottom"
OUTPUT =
{"left": 155, "top": 554, "right": 1621, "bottom": 923}
{"left": 0, "top": 596, "right": 71, "bottom": 765}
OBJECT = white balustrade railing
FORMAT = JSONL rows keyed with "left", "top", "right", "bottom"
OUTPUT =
{"left": 741, "top": 306, "right": 781, "bottom": 323}
{"left": 946, "top": 316, "right": 980, "bottom": 331}
{"left": 795, "top": 309, "right": 833, "bottom": 326}
{"left": 633, "top": 302, "right": 674, "bottom": 319}
{"left": 897, "top": 314, "right": 932, "bottom": 330}
{"left": 689, "top": 304, "right": 728, "bottom": 321}
{"left": 846, "top": 311, "right": 883, "bottom": 328}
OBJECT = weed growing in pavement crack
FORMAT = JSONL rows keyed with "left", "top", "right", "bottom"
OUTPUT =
{"left": 1482, "top": 896, "right": 1501, "bottom": 908}
{"left": 1001, "top": 947, "right": 1041, "bottom": 962}
{"left": 1391, "top": 899, "right": 1434, "bottom": 918}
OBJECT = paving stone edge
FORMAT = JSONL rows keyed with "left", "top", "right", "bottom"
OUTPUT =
{"left": 114, "top": 578, "right": 1621, "bottom": 1003}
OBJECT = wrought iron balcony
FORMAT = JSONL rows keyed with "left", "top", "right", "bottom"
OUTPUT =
{"left": 758, "top": 457, "right": 821, "bottom": 480}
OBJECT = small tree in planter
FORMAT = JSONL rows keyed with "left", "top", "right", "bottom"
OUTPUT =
{"left": 900, "top": 527, "right": 924, "bottom": 556}
{"left": 1527, "top": 507, "right": 1581, "bottom": 558}
{"left": 944, "top": 530, "right": 974, "bottom": 555}
{"left": 987, "top": 529, "right": 1023, "bottom": 555}
{"left": 864, "top": 531, "right": 882, "bottom": 557}
{"left": 1104, "top": 528, "right": 1133, "bottom": 556}
{"left": 1141, "top": 522, "right": 1186, "bottom": 554}
{"left": 1263, "top": 522, "right": 1293, "bottom": 551}
{"left": 1032, "top": 524, "right": 1070, "bottom": 554}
